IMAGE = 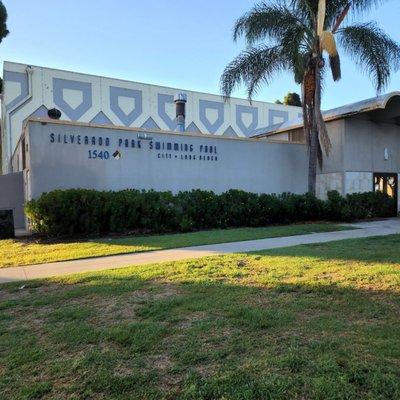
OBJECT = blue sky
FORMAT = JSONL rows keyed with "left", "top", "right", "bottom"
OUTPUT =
{"left": 1, "top": 0, "right": 400, "bottom": 109}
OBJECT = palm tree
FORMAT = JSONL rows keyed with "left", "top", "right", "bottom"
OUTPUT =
{"left": 221, "top": 0, "right": 400, "bottom": 194}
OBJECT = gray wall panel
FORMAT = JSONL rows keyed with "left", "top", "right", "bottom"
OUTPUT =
{"left": 344, "top": 118, "right": 400, "bottom": 173}
{"left": 0, "top": 171, "right": 25, "bottom": 229}
{"left": 27, "top": 121, "right": 308, "bottom": 199}
{"left": 320, "top": 119, "right": 345, "bottom": 174}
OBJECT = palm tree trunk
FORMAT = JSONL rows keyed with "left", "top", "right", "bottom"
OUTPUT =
{"left": 304, "top": 26, "right": 325, "bottom": 196}
{"left": 310, "top": 59, "right": 324, "bottom": 195}
{"left": 303, "top": 62, "right": 319, "bottom": 195}
{"left": 308, "top": 109, "right": 318, "bottom": 194}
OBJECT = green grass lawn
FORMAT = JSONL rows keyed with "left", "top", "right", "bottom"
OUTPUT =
{"left": 0, "top": 223, "right": 350, "bottom": 268}
{"left": 1, "top": 234, "right": 399, "bottom": 399}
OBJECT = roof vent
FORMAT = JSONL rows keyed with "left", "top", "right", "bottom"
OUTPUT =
{"left": 174, "top": 93, "right": 187, "bottom": 132}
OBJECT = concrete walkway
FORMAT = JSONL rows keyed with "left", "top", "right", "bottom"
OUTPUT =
{"left": 1, "top": 218, "right": 400, "bottom": 284}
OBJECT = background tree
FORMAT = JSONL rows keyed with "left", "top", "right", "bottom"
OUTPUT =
{"left": 0, "top": 1, "right": 8, "bottom": 41}
{"left": 276, "top": 92, "right": 302, "bottom": 106}
{"left": 221, "top": 0, "right": 400, "bottom": 194}
{"left": 284, "top": 92, "right": 302, "bottom": 107}
{"left": 0, "top": 0, "right": 9, "bottom": 94}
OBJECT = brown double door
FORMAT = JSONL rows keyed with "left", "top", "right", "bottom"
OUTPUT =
{"left": 373, "top": 173, "right": 398, "bottom": 214}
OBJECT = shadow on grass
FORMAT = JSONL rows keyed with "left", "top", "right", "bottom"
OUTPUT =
{"left": 251, "top": 233, "right": 400, "bottom": 265}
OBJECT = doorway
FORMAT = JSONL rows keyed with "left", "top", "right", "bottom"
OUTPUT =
{"left": 373, "top": 173, "right": 398, "bottom": 214}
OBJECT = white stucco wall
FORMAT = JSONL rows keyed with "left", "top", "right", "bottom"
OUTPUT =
{"left": 1, "top": 61, "right": 301, "bottom": 174}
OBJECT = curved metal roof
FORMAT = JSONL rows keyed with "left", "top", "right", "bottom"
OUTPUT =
{"left": 251, "top": 91, "right": 400, "bottom": 138}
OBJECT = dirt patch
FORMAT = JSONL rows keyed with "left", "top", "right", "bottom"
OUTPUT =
{"left": 81, "top": 283, "right": 182, "bottom": 325}
{"left": 0, "top": 281, "right": 64, "bottom": 302}
{"left": 177, "top": 311, "right": 208, "bottom": 329}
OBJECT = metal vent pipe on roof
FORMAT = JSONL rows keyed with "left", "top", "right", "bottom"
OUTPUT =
{"left": 174, "top": 93, "right": 187, "bottom": 132}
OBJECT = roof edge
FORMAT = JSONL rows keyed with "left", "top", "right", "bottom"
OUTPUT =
{"left": 250, "top": 91, "right": 400, "bottom": 138}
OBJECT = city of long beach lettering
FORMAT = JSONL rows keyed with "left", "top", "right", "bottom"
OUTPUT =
{"left": 49, "top": 132, "right": 219, "bottom": 162}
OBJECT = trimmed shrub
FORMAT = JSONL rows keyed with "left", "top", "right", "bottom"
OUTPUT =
{"left": 325, "top": 190, "right": 396, "bottom": 221}
{"left": 218, "top": 190, "right": 260, "bottom": 228}
{"left": 106, "top": 190, "right": 142, "bottom": 232}
{"left": 25, "top": 189, "right": 108, "bottom": 236}
{"left": 175, "top": 190, "right": 220, "bottom": 230}
{"left": 25, "top": 189, "right": 397, "bottom": 237}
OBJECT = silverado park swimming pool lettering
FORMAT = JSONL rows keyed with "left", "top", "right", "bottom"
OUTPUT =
{"left": 49, "top": 132, "right": 219, "bottom": 162}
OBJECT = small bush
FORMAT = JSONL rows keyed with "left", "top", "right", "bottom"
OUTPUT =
{"left": 325, "top": 190, "right": 396, "bottom": 222}
{"left": 25, "top": 189, "right": 108, "bottom": 236}
{"left": 176, "top": 190, "right": 220, "bottom": 229}
{"left": 25, "top": 189, "right": 397, "bottom": 237}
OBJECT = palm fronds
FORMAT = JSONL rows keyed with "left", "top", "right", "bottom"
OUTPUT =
{"left": 329, "top": 54, "right": 341, "bottom": 82}
{"left": 290, "top": 0, "right": 389, "bottom": 29}
{"left": 332, "top": 2, "right": 351, "bottom": 33}
{"left": 320, "top": 31, "right": 341, "bottom": 81}
{"left": 338, "top": 22, "right": 400, "bottom": 92}
{"left": 347, "top": 0, "right": 389, "bottom": 15}
{"left": 220, "top": 45, "right": 289, "bottom": 100}
{"left": 233, "top": 3, "right": 311, "bottom": 45}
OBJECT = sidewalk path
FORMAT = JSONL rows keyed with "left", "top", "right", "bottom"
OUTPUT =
{"left": 1, "top": 219, "right": 400, "bottom": 284}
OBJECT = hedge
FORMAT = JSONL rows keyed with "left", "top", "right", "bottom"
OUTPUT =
{"left": 24, "top": 188, "right": 397, "bottom": 237}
